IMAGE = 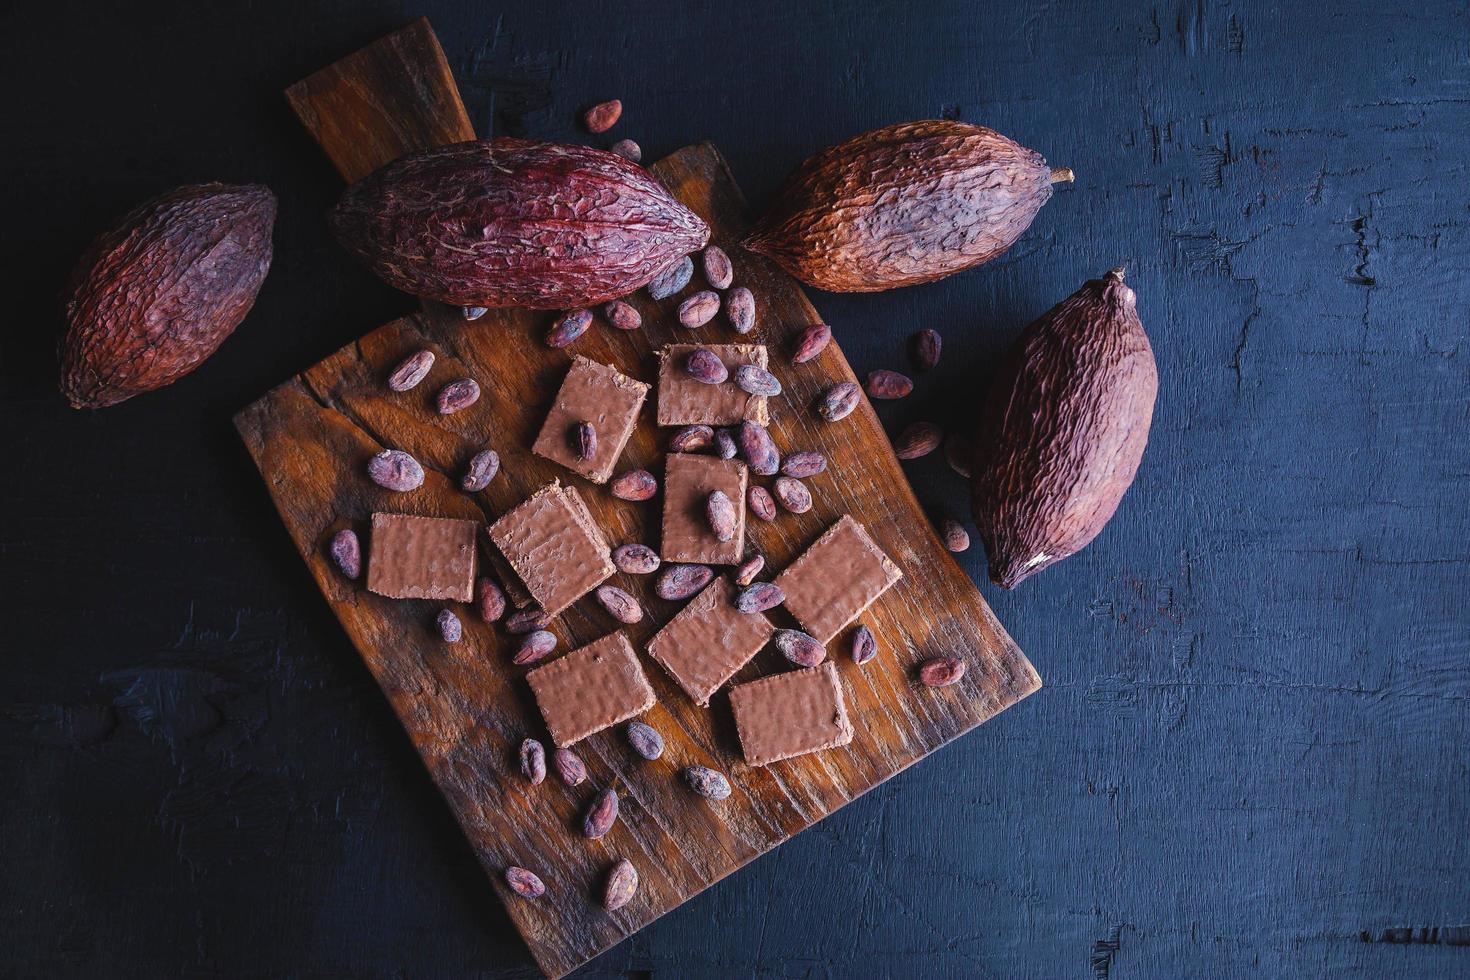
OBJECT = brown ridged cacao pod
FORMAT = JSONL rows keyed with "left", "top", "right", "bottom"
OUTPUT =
{"left": 971, "top": 269, "right": 1156, "bottom": 588}
{"left": 743, "top": 121, "right": 1071, "bottom": 292}
{"left": 60, "top": 183, "right": 275, "bottom": 408}
{"left": 330, "top": 139, "right": 709, "bottom": 308}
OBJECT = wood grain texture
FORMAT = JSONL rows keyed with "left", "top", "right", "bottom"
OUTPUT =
{"left": 235, "top": 138, "right": 1039, "bottom": 978}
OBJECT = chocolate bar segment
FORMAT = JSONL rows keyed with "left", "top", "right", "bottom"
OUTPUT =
{"left": 657, "top": 343, "right": 769, "bottom": 426}
{"left": 366, "top": 512, "right": 478, "bottom": 602}
{"left": 773, "top": 515, "right": 902, "bottom": 643}
{"left": 486, "top": 482, "right": 614, "bottom": 616}
{"left": 645, "top": 576, "right": 774, "bottom": 705}
{"left": 729, "top": 661, "right": 853, "bottom": 766}
{"left": 526, "top": 631, "right": 656, "bottom": 747}
{"left": 532, "top": 355, "right": 650, "bottom": 484}
{"left": 661, "top": 452, "right": 747, "bottom": 565}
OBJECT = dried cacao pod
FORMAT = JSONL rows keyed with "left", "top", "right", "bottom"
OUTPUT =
{"left": 971, "top": 269, "right": 1156, "bottom": 588}
{"left": 61, "top": 183, "right": 275, "bottom": 408}
{"left": 330, "top": 140, "right": 709, "bottom": 308}
{"left": 743, "top": 121, "right": 1071, "bottom": 292}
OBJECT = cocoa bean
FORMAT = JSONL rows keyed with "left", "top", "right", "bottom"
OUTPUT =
{"left": 726, "top": 286, "right": 756, "bottom": 334}
{"left": 387, "top": 349, "right": 434, "bottom": 391}
{"left": 792, "top": 323, "right": 831, "bottom": 364}
{"left": 747, "top": 485, "right": 777, "bottom": 522}
{"left": 894, "top": 421, "right": 943, "bottom": 460}
{"left": 582, "top": 788, "right": 619, "bottom": 839}
{"left": 656, "top": 564, "right": 714, "bottom": 600}
{"left": 547, "top": 308, "right": 593, "bottom": 348}
{"left": 707, "top": 490, "right": 738, "bottom": 542}
{"left": 462, "top": 306, "right": 488, "bottom": 321}
{"left": 682, "top": 765, "right": 732, "bottom": 800}
{"left": 773, "top": 628, "right": 825, "bottom": 667}
{"left": 913, "top": 328, "right": 942, "bottom": 370}
{"left": 918, "top": 656, "right": 966, "bottom": 687}
{"left": 596, "top": 585, "right": 644, "bottom": 624}
{"left": 603, "top": 299, "right": 642, "bottom": 331}
{"left": 734, "top": 363, "right": 781, "bottom": 397}
{"left": 940, "top": 518, "right": 970, "bottom": 552}
{"left": 737, "top": 421, "right": 780, "bottom": 476}
{"left": 780, "top": 451, "right": 827, "bottom": 478}
{"left": 701, "top": 245, "right": 734, "bottom": 289}
{"left": 505, "top": 606, "right": 550, "bottom": 634}
{"left": 553, "top": 748, "right": 587, "bottom": 787}
{"left": 583, "top": 99, "right": 622, "bottom": 133}
{"left": 505, "top": 866, "right": 545, "bottom": 898}
{"left": 328, "top": 528, "right": 360, "bottom": 580}
{"left": 713, "top": 428, "right": 738, "bottom": 459}
{"left": 610, "top": 139, "right": 642, "bottom": 163}
{"left": 612, "top": 543, "right": 661, "bottom": 574}
{"left": 602, "top": 858, "right": 638, "bottom": 911}
{"left": 610, "top": 469, "right": 658, "bottom": 501}
{"left": 575, "top": 420, "right": 598, "bottom": 460}
{"left": 513, "top": 629, "right": 558, "bottom": 665}
{"left": 946, "top": 432, "right": 974, "bottom": 478}
{"left": 735, "top": 582, "right": 784, "bottom": 613}
{"left": 647, "top": 255, "right": 694, "bottom": 300}
{"left": 437, "top": 609, "right": 463, "bottom": 643}
{"left": 817, "top": 382, "right": 860, "bottom": 421}
{"left": 850, "top": 624, "right": 877, "bottom": 665}
{"left": 519, "top": 738, "right": 546, "bottom": 784}
{"left": 684, "top": 348, "right": 729, "bottom": 384}
{"left": 367, "top": 450, "right": 424, "bottom": 491}
{"left": 625, "top": 721, "right": 664, "bottom": 760}
{"left": 461, "top": 448, "right": 501, "bottom": 491}
{"left": 734, "top": 554, "right": 765, "bottom": 587}
{"left": 866, "top": 369, "right": 912, "bottom": 399}
{"left": 475, "top": 577, "right": 507, "bottom": 623}
{"left": 669, "top": 425, "right": 715, "bottom": 453}
{"left": 436, "top": 378, "right": 480, "bottom": 414}
{"left": 678, "top": 290, "right": 721, "bottom": 328}
{"left": 772, "top": 476, "right": 813, "bottom": 514}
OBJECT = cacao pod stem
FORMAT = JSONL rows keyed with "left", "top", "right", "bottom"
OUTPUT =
{"left": 1050, "top": 167, "right": 1075, "bottom": 183}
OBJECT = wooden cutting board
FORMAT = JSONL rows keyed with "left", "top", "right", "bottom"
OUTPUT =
{"left": 237, "top": 19, "right": 1041, "bottom": 979}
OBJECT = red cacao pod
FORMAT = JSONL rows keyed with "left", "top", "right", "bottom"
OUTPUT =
{"left": 60, "top": 183, "right": 275, "bottom": 408}
{"left": 971, "top": 269, "right": 1156, "bottom": 588}
{"left": 329, "top": 139, "right": 709, "bottom": 308}
{"left": 744, "top": 120, "right": 1071, "bottom": 292}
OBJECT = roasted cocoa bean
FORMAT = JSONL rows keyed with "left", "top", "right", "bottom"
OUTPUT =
{"left": 792, "top": 323, "right": 831, "bottom": 364}
{"left": 505, "top": 606, "right": 551, "bottom": 634}
{"left": 610, "top": 469, "right": 658, "bottom": 501}
{"left": 713, "top": 428, "right": 738, "bottom": 459}
{"left": 735, "top": 363, "right": 782, "bottom": 397}
{"left": 678, "top": 290, "right": 721, "bottom": 328}
{"left": 475, "top": 577, "right": 507, "bottom": 623}
{"left": 735, "top": 582, "right": 784, "bottom": 613}
{"left": 602, "top": 858, "right": 638, "bottom": 911}
{"left": 437, "top": 609, "right": 463, "bottom": 643}
{"left": 918, "top": 656, "right": 966, "bottom": 687}
{"left": 462, "top": 305, "right": 488, "bottom": 321}
{"left": 669, "top": 425, "right": 715, "bottom": 453}
{"left": 519, "top": 738, "right": 546, "bottom": 784}
{"left": 707, "top": 490, "right": 738, "bottom": 542}
{"left": 866, "top": 369, "right": 912, "bottom": 399}
{"left": 553, "top": 748, "right": 587, "bottom": 787}
{"left": 461, "top": 448, "right": 501, "bottom": 491}
{"left": 625, "top": 721, "right": 664, "bottom": 760}
{"left": 773, "top": 628, "right": 826, "bottom": 667}
{"left": 684, "top": 348, "right": 728, "bottom": 384}
{"left": 513, "top": 629, "right": 558, "bottom": 665}
{"left": 940, "top": 518, "right": 970, "bottom": 552}
{"left": 436, "top": 378, "right": 480, "bottom": 414}
{"left": 734, "top": 553, "right": 765, "bottom": 587}
{"left": 505, "top": 866, "right": 545, "bottom": 898}
{"left": 702, "top": 245, "right": 734, "bottom": 289}
{"left": 747, "top": 485, "right": 777, "bottom": 522}
{"left": 388, "top": 349, "right": 434, "bottom": 391}
{"left": 780, "top": 451, "right": 827, "bottom": 478}
{"left": 946, "top": 432, "right": 974, "bottom": 478}
{"left": 737, "top": 421, "right": 780, "bottom": 476}
{"left": 647, "top": 255, "right": 694, "bottom": 300}
{"left": 367, "top": 449, "right": 424, "bottom": 491}
{"left": 682, "top": 765, "right": 732, "bottom": 800}
{"left": 913, "top": 328, "right": 942, "bottom": 370}
{"left": 596, "top": 585, "right": 644, "bottom": 624}
{"left": 610, "top": 139, "right": 642, "bottom": 163}
{"left": 894, "top": 421, "right": 943, "bottom": 460}
{"left": 772, "top": 476, "right": 813, "bottom": 514}
{"left": 850, "top": 624, "right": 877, "bottom": 665}
{"left": 583, "top": 99, "right": 622, "bottom": 133}
{"left": 817, "top": 382, "right": 860, "bottom": 421}
{"left": 656, "top": 564, "right": 714, "bottom": 600}
{"left": 726, "top": 286, "right": 756, "bottom": 334}
{"left": 547, "top": 308, "right": 593, "bottom": 348}
{"left": 582, "top": 788, "right": 619, "bottom": 839}
{"left": 603, "top": 299, "right": 642, "bottom": 330}
{"left": 575, "top": 420, "right": 597, "bottom": 460}
{"left": 612, "top": 543, "right": 661, "bottom": 574}
{"left": 328, "top": 528, "right": 361, "bottom": 580}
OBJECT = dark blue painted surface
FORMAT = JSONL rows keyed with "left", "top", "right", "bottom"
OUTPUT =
{"left": 2, "top": 1, "right": 1466, "bottom": 977}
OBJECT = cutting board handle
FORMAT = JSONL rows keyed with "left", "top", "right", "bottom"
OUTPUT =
{"left": 285, "top": 17, "right": 476, "bottom": 183}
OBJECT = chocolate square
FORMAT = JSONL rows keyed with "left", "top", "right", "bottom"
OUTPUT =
{"left": 525, "top": 631, "right": 656, "bottom": 747}
{"left": 729, "top": 662, "right": 853, "bottom": 766}
{"left": 645, "top": 576, "right": 775, "bottom": 705}
{"left": 532, "top": 355, "right": 650, "bottom": 484}
{"left": 773, "top": 515, "right": 902, "bottom": 643}
{"left": 486, "top": 482, "right": 614, "bottom": 616}
{"left": 365, "top": 513, "right": 478, "bottom": 602}
{"left": 660, "top": 452, "right": 747, "bottom": 565}
{"left": 656, "top": 343, "right": 770, "bottom": 426}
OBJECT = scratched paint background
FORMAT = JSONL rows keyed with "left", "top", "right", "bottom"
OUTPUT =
{"left": 2, "top": 1, "right": 1467, "bottom": 977}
